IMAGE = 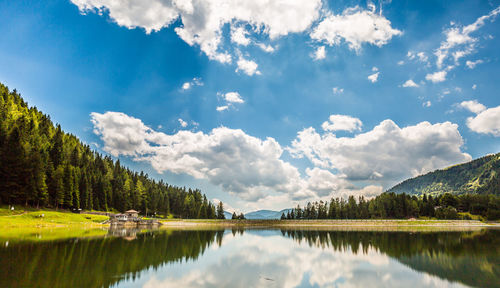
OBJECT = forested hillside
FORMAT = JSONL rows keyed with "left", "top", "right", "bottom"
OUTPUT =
{"left": 0, "top": 83, "right": 218, "bottom": 218}
{"left": 388, "top": 153, "right": 500, "bottom": 196}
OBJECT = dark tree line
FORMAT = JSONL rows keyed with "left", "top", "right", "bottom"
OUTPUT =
{"left": 0, "top": 83, "right": 221, "bottom": 218}
{"left": 282, "top": 192, "right": 500, "bottom": 220}
{"left": 231, "top": 212, "right": 245, "bottom": 220}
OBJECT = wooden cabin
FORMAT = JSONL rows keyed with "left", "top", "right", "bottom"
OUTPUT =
{"left": 125, "top": 210, "right": 139, "bottom": 218}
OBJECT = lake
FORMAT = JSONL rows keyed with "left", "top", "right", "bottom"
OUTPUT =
{"left": 1, "top": 228, "right": 499, "bottom": 288}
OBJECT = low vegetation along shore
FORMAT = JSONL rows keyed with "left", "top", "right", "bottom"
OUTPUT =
{"left": 160, "top": 218, "right": 500, "bottom": 228}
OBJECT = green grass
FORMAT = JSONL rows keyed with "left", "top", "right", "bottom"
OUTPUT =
{"left": 0, "top": 227, "right": 108, "bottom": 242}
{"left": 0, "top": 207, "right": 108, "bottom": 229}
{"left": 0, "top": 207, "right": 110, "bottom": 242}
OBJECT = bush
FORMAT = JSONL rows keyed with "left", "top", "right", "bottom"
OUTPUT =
{"left": 435, "top": 207, "right": 458, "bottom": 219}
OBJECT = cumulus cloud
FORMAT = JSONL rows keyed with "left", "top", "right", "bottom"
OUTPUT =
{"left": 216, "top": 92, "right": 244, "bottom": 111}
{"left": 90, "top": 112, "right": 412, "bottom": 206}
{"left": 312, "top": 46, "right": 326, "bottom": 60}
{"left": 368, "top": 72, "right": 380, "bottom": 83}
{"left": 230, "top": 26, "right": 250, "bottom": 46}
{"left": 91, "top": 111, "right": 303, "bottom": 201}
{"left": 321, "top": 115, "right": 362, "bottom": 132}
{"left": 181, "top": 77, "right": 203, "bottom": 90}
{"left": 423, "top": 101, "right": 432, "bottom": 108}
{"left": 71, "top": 0, "right": 322, "bottom": 66}
{"left": 310, "top": 6, "right": 402, "bottom": 51}
{"left": 402, "top": 79, "right": 419, "bottom": 88}
{"left": 90, "top": 112, "right": 471, "bottom": 207}
{"left": 425, "top": 71, "right": 447, "bottom": 83}
{"left": 465, "top": 59, "right": 484, "bottom": 69}
{"left": 223, "top": 92, "right": 244, "bottom": 104}
{"left": 289, "top": 119, "right": 471, "bottom": 186}
{"left": 236, "top": 56, "right": 260, "bottom": 76}
{"left": 459, "top": 100, "right": 486, "bottom": 114}
{"left": 459, "top": 100, "right": 500, "bottom": 136}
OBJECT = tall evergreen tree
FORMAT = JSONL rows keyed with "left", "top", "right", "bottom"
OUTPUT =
{"left": 216, "top": 201, "right": 225, "bottom": 219}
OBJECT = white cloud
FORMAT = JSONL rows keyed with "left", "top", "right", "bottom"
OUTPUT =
{"left": 289, "top": 119, "right": 471, "bottom": 186}
{"left": 459, "top": 100, "right": 486, "bottom": 114}
{"left": 71, "top": 0, "right": 322, "bottom": 66}
{"left": 216, "top": 92, "right": 244, "bottom": 112}
{"left": 407, "top": 51, "right": 428, "bottom": 63}
{"left": 223, "top": 92, "right": 244, "bottom": 104}
{"left": 256, "top": 43, "right": 275, "bottom": 53}
{"left": 90, "top": 112, "right": 415, "bottom": 206}
{"left": 332, "top": 87, "right": 344, "bottom": 94}
{"left": 472, "top": 84, "right": 477, "bottom": 90}
{"left": 91, "top": 112, "right": 471, "bottom": 207}
{"left": 466, "top": 105, "right": 500, "bottom": 136}
{"left": 321, "top": 115, "right": 362, "bottom": 132}
{"left": 423, "top": 101, "right": 432, "bottom": 107}
{"left": 425, "top": 71, "right": 447, "bottom": 83}
{"left": 313, "top": 46, "right": 326, "bottom": 60}
{"left": 182, "top": 82, "right": 191, "bottom": 90}
{"left": 230, "top": 26, "right": 250, "bottom": 46}
{"left": 181, "top": 77, "right": 203, "bottom": 90}
{"left": 397, "top": 60, "right": 404, "bottom": 65}
{"left": 310, "top": 6, "right": 402, "bottom": 51}
{"left": 465, "top": 59, "right": 484, "bottom": 69}
{"left": 417, "top": 52, "right": 428, "bottom": 63}
{"left": 435, "top": 6, "right": 500, "bottom": 68}
{"left": 212, "top": 198, "right": 240, "bottom": 214}
{"left": 236, "top": 56, "right": 261, "bottom": 76}
{"left": 372, "top": 66, "right": 378, "bottom": 72}
{"left": 216, "top": 105, "right": 229, "bottom": 112}
{"left": 368, "top": 72, "right": 379, "bottom": 83}
{"left": 178, "top": 118, "right": 188, "bottom": 128}
{"left": 90, "top": 112, "right": 302, "bottom": 201}
{"left": 459, "top": 100, "right": 500, "bottom": 136}
{"left": 402, "top": 79, "right": 419, "bottom": 88}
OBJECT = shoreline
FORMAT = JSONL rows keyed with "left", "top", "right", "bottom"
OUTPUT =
{"left": 159, "top": 219, "right": 500, "bottom": 230}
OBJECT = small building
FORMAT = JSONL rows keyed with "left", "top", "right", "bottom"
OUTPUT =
{"left": 115, "top": 214, "right": 129, "bottom": 221}
{"left": 125, "top": 210, "right": 139, "bottom": 218}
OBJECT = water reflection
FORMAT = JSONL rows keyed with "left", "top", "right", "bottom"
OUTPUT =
{"left": 0, "top": 228, "right": 498, "bottom": 288}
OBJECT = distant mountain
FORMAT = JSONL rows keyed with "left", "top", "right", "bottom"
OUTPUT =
{"left": 244, "top": 209, "right": 293, "bottom": 220}
{"left": 223, "top": 211, "right": 233, "bottom": 219}
{"left": 388, "top": 153, "right": 500, "bottom": 196}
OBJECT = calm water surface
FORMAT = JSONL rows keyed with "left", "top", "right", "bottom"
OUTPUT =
{"left": 1, "top": 228, "right": 499, "bottom": 288}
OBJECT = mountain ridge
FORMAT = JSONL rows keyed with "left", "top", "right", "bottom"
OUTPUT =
{"left": 387, "top": 153, "right": 500, "bottom": 196}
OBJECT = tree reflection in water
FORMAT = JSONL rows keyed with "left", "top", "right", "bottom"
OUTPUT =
{"left": 0, "top": 228, "right": 498, "bottom": 288}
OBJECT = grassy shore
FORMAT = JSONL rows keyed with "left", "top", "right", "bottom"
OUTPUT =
{"left": 0, "top": 207, "right": 108, "bottom": 241}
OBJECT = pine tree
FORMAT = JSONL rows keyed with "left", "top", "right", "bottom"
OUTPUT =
{"left": 63, "top": 164, "right": 74, "bottom": 208}
{"left": 217, "top": 201, "right": 225, "bottom": 219}
{"left": 0, "top": 127, "right": 28, "bottom": 205}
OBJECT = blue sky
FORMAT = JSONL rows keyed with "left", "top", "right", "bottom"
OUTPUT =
{"left": 1, "top": 0, "right": 500, "bottom": 212}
